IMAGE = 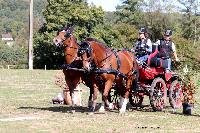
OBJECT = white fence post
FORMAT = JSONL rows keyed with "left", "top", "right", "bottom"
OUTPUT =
{"left": 7, "top": 65, "right": 16, "bottom": 69}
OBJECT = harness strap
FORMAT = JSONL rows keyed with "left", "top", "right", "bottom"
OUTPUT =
{"left": 62, "top": 64, "right": 85, "bottom": 72}
{"left": 94, "top": 68, "right": 127, "bottom": 79}
{"left": 113, "top": 49, "right": 121, "bottom": 70}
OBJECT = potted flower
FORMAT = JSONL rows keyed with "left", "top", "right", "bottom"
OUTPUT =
{"left": 182, "top": 78, "right": 196, "bottom": 115}
{"left": 181, "top": 67, "right": 196, "bottom": 115}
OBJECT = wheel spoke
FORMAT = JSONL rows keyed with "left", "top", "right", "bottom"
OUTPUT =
{"left": 150, "top": 78, "right": 167, "bottom": 111}
{"left": 169, "top": 80, "right": 183, "bottom": 109}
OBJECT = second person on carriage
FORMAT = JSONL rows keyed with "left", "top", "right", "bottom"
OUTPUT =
{"left": 134, "top": 27, "right": 152, "bottom": 63}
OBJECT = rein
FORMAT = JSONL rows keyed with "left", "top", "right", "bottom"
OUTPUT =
{"left": 62, "top": 63, "right": 85, "bottom": 72}
{"left": 98, "top": 52, "right": 113, "bottom": 68}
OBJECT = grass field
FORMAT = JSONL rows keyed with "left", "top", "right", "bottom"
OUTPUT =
{"left": 0, "top": 69, "right": 200, "bottom": 133}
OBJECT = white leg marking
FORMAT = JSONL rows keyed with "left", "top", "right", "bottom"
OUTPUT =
{"left": 99, "top": 103, "right": 105, "bottom": 112}
{"left": 108, "top": 103, "right": 114, "bottom": 110}
{"left": 77, "top": 85, "right": 82, "bottom": 106}
{"left": 119, "top": 98, "right": 128, "bottom": 113}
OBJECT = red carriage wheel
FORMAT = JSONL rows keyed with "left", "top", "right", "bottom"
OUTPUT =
{"left": 169, "top": 80, "right": 183, "bottom": 109}
{"left": 149, "top": 77, "right": 167, "bottom": 111}
{"left": 129, "top": 92, "right": 143, "bottom": 108}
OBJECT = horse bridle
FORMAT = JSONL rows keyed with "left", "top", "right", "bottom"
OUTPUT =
{"left": 57, "top": 30, "right": 80, "bottom": 51}
{"left": 78, "top": 42, "right": 93, "bottom": 62}
{"left": 56, "top": 29, "right": 83, "bottom": 63}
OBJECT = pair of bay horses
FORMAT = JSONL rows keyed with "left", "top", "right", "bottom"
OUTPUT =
{"left": 53, "top": 26, "right": 138, "bottom": 113}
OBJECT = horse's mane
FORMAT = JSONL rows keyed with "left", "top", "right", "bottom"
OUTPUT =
{"left": 85, "top": 38, "right": 110, "bottom": 50}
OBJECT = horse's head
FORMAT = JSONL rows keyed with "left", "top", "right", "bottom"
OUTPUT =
{"left": 79, "top": 39, "right": 112, "bottom": 72}
{"left": 53, "top": 26, "right": 80, "bottom": 64}
{"left": 53, "top": 26, "right": 74, "bottom": 47}
{"left": 79, "top": 42, "right": 93, "bottom": 72}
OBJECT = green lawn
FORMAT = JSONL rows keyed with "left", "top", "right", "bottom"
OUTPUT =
{"left": 0, "top": 69, "right": 200, "bottom": 133}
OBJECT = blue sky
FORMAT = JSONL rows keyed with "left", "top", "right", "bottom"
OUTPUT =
{"left": 87, "top": 0, "right": 122, "bottom": 11}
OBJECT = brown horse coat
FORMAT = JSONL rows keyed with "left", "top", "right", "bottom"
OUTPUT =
{"left": 80, "top": 39, "right": 138, "bottom": 113}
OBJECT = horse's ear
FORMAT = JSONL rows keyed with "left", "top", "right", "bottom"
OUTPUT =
{"left": 69, "top": 25, "right": 75, "bottom": 33}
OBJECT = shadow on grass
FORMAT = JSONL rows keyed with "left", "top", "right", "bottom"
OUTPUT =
{"left": 127, "top": 104, "right": 154, "bottom": 112}
{"left": 127, "top": 105, "right": 176, "bottom": 113}
{"left": 18, "top": 103, "right": 109, "bottom": 114}
{"left": 18, "top": 104, "right": 189, "bottom": 115}
{"left": 170, "top": 112, "right": 200, "bottom": 117}
{"left": 18, "top": 106, "right": 88, "bottom": 113}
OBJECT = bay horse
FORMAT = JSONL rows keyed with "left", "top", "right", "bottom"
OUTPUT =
{"left": 79, "top": 39, "right": 138, "bottom": 113}
{"left": 53, "top": 26, "right": 94, "bottom": 112}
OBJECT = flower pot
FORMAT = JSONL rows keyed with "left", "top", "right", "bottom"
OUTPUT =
{"left": 63, "top": 86, "right": 82, "bottom": 106}
{"left": 182, "top": 102, "right": 193, "bottom": 115}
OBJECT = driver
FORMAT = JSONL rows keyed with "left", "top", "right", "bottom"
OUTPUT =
{"left": 134, "top": 27, "right": 152, "bottom": 63}
{"left": 155, "top": 30, "right": 179, "bottom": 72}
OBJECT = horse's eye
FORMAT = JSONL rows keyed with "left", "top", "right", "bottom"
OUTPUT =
{"left": 65, "top": 32, "right": 71, "bottom": 38}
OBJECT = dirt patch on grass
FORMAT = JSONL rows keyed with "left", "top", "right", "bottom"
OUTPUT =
{"left": 0, "top": 116, "right": 41, "bottom": 122}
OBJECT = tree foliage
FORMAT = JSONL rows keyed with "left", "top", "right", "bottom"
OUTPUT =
{"left": 0, "top": 41, "right": 27, "bottom": 68}
{"left": 115, "top": 0, "right": 143, "bottom": 25}
{"left": 177, "top": 0, "right": 200, "bottom": 42}
{"left": 0, "top": 0, "right": 199, "bottom": 70}
{"left": 34, "top": 0, "right": 106, "bottom": 69}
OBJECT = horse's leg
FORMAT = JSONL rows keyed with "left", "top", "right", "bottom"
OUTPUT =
{"left": 64, "top": 70, "right": 80, "bottom": 113}
{"left": 76, "top": 85, "right": 82, "bottom": 106}
{"left": 88, "top": 84, "right": 99, "bottom": 113}
{"left": 88, "top": 87, "right": 93, "bottom": 108}
{"left": 99, "top": 80, "right": 114, "bottom": 112}
{"left": 119, "top": 77, "right": 134, "bottom": 113}
{"left": 81, "top": 73, "right": 94, "bottom": 108}
{"left": 67, "top": 82, "right": 77, "bottom": 113}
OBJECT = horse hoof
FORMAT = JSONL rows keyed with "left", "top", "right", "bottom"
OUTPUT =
{"left": 119, "top": 109, "right": 126, "bottom": 114}
{"left": 108, "top": 103, "right": 114, "bottom": 110}
{"left": 52, "top": 98, "right": 64, "bottom": 105}
{"left": 98, "top": 108, "right": 105, "bottom": 113}
{"left": 172, "top": 109, "right": 176, "bottom": 113}
{"left": 87, "top": 112, "right": 94, "bottom": 115}
{"left": 88, "top": 101, "right": 93, "bottom": 108}
{"left": 70, "top": 110, "right": 75, "bottom": 114}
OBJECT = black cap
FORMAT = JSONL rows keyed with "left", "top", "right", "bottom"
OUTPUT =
{"left": 164, "top": 30, "right": 172, "bottom": 36}
{"left": 139, "top": 28, "right": 147, "bottom": 33}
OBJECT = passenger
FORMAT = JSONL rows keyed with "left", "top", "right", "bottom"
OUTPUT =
{"left": 134, "top": 27, "right": 152, "bottom": 63}
{"left": 155, "top": 30, "right": 179, "bottom": 72}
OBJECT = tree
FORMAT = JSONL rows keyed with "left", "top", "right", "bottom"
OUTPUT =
{"left": 33, "top": 0, "right": 105, "bottom": 69}
{"left": 115, "top": 0, "right": 143, "bottom": 26}
{"left": 0, "top": 42, "right": 27, "bottom": 68}
{"left": 177, "top": 0, "right": 200, "bottom": 45}
{"left": 139, "top": 0, "right": 180, "bottom": 41}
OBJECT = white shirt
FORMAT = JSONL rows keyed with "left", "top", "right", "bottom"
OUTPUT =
{"left": 136, "top": 38, "right": 152, "bottom": 53}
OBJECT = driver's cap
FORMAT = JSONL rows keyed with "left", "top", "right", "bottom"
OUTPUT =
{"left": 139, "top": 27, "right": 147, "bottom": 34}
{"left": 164, "top": 30, "right": 172, "bottom": 36}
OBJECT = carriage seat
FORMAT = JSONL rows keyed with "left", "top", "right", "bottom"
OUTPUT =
{"left": 147, "top": 45, "right": 161, "bottom": 67}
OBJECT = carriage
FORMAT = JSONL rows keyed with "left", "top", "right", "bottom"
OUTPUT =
{"left": 125, "top": 45, "right": 183, "bottom": 111}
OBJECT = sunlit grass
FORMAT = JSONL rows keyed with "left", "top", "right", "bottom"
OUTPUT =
{"left": 0, "top": 69, "right": 200, "bottom": 132}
